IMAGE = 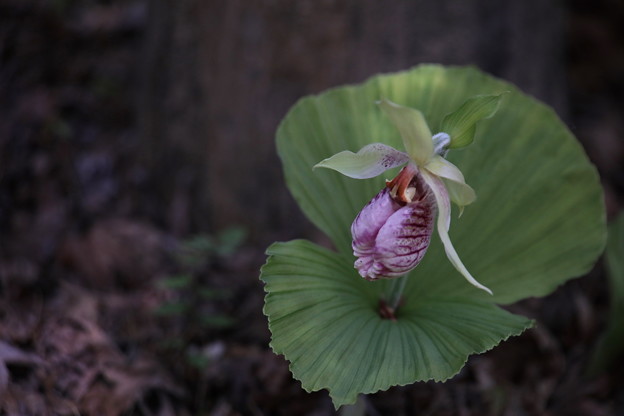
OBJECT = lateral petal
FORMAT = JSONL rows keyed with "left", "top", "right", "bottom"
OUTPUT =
{"left": 421, "top": 170, "right": 493, "bottom": 294}
{"left": 314, "top": 143, "right": 409, "bottom": 179}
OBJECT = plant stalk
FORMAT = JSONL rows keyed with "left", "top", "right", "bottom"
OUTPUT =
{"left": 385, "top": 275, "right": 408, "bottom": 311}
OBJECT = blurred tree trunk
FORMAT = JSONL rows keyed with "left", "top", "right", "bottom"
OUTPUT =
{"left": 138, "top": 0, "right": 565, "bottom": 241}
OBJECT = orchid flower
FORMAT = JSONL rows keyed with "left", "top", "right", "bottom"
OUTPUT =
{"left": 314, "top": 99, "right": 493, "bottom": 294}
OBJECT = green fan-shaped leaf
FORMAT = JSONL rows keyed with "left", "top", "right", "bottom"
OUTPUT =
{"left": 264, "top": 65, "right": 606, "bottom": 407}
{"left": 588, "top": 212, "right": 624, "bottom": 374}
{"left": 262, "top": 240, "right": 532, "bottom": 407}
{"left": 276, "top": 65, "right": 605, "bottom": 303}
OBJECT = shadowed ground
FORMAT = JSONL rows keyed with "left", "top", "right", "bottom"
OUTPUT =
{"left": 1, "top": 0, "right": 623, "bottom": 414}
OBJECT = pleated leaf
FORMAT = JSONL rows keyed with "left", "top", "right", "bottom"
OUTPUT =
{"left": 275, "top": 65, "right": 605, "bottom": 303}
{"left": 262, "top": 240, "right": 532, "bottom": 407}
{"left": 264, "top": 65, "right": 606, "bottom": 407}
{"left": 588, "top": 212, "right": 624, "bottom": 374}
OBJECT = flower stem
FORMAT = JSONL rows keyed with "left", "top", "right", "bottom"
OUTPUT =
{"left": 385, "top": 275, "right": 408, "bottom": 312}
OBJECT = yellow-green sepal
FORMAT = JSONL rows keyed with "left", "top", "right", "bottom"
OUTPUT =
{"left": 377, "top": 99, "right": 433, "bottom": 165}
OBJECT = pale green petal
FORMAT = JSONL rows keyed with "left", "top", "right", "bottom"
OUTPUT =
{"left": 377, "top": 99, "right": 433, "bottom": 165}
{"left": 313, "top": 143, "right": 409, "bottom": 179}
{"left": 426, "top": 155, "right": 476, "bottom": 209}
{"left": 421, "top": 169, "right": 492, "bottom": 295}
{"left": 426, "top": 154, "right": 466, "bottom": 183}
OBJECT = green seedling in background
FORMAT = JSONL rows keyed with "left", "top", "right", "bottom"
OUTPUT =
{"left": 260, "top": 65, "right": 606, "bottom": 408}
{"left": 176, "top": 227, "right": 247, "bottom": 268}
{"left": 156, "top": 227, "right": 245, "bottom": 368}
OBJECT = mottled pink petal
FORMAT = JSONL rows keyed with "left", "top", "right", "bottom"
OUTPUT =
{"left": 352, "top": 188, "right": 400, "bottom": 256}
{"left": 372, "top": 199, "right": 435, "bottom": 277}
{"left": 352, "top": 176, "right": 436, "bottom": 281}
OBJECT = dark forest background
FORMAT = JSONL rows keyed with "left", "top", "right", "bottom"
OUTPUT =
{"left": 1, "top": 0, "right": 624, "bottom": 415}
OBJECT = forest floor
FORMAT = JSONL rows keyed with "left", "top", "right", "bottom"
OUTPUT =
{"left": 1, "top": 1, "right": 624, "bottom": 415}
